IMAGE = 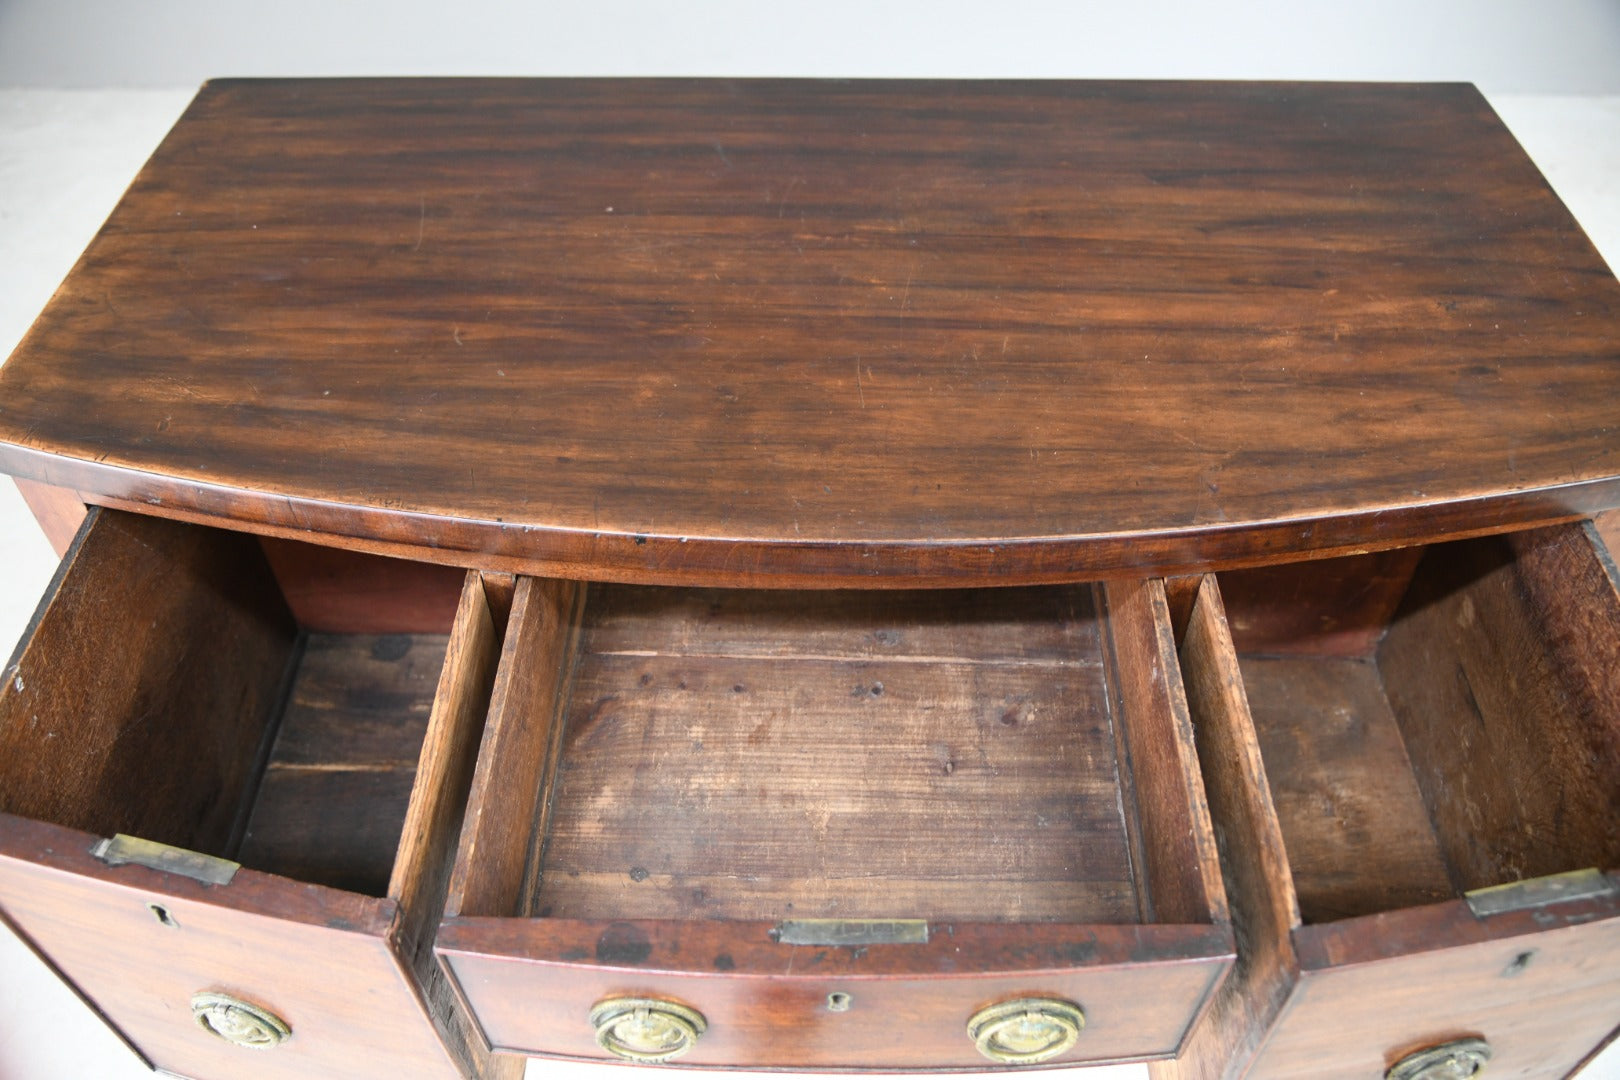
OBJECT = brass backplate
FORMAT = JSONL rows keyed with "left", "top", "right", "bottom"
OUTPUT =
{"left": 1386, "top": 1037, "right": 1491, "bottom": 1080}
{"left": 967, "top": 997, "right": 1086, "bottom": 1065}
{"left": 191, "top": 992, "right": 291, "bottom": 1050}
{"left": 589, "top": 997, "right": 707, "bottom": 1064}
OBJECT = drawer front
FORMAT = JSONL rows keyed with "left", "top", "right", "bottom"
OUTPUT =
{"left": 0, "top": 510, "right": 505, "bottom": 1080}
{"left": 438, "top": 918, "right": 1231, "bottom": 1068}
{"left": 0, "top": 817, "right": 458, "bottom": 1080}
{"left": 437, "top": 576, "right": 1234, "bottom": 1069}
{"left": 1165, "top": 522, "right": 1620, "bottom": 1080}
{"left": 1254, "top": 896, "right": 1620, "bottom": 1080}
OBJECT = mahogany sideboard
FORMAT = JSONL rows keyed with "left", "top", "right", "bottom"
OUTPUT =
{"left": 1, "top": 79, "right": 1618, "bottom": 1080}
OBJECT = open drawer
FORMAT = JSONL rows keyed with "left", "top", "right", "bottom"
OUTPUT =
{"left": 0, "top": 510, "right": 512, "bottom": 1080}
{"left": 435, "top": 576, "right": 1234, "bottom": 1070}
{"left": 1161, "top": 522, "right": 1620, "bottom": 1080}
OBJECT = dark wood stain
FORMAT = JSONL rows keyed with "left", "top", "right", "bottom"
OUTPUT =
{"left": 437, "top": 574, "right": 1233, "bottom": 1067}
{"left": 1216, "top": 547, "right": 1425, "bottom": 657}
{"left": 1169, "top": 527, "right": 1620, "bottom": 1080}
{"left": 11, "top": 477, "right": 85, "bottom": 556}
{"left": 237, "top": 632, "right": 449, "bottom": 896}
{"left": 1150, "top": 576, "right": 1300, "bottom": 1080}
{"left": 1098, "top": 577, "right": 1227, "bottom": 928}
{"left": 1267, "top": 896, "right": 1620, "bottom": 1080}
{"left": 0, "top": 509, "right": 297, "bottom": 853}
{"left": 436, "top": 916, "right": 1231, "bottom": 1068}
{"left": 4, "top": 76, "right": 1619, "bottom": 1079}
{"left": 0, "top": 816, "right": 464, "bottom": 1080}
{"left": 1380, "top": 524, "right": 1620, "bottom": 891}
{"left": 3, "top": 80, "right": 1619, "bottom": 584}
{"left": 259, "top": 535, "right": 468, "bottom": 634}
{"left": 0, "top": 512, "right": 509, "bottom": 1079}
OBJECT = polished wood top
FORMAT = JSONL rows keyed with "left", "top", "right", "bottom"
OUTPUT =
{"left": 1, "top": 79, "right": 1618, "bottom": 585}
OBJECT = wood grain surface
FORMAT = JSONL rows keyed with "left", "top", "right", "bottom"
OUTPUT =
{"left": 12, "top": 477, "right": 85, "bottom": 556}
{"left": 1098, "top": 578, "right": 1227, "bottom": 928}
{"left": 0, "top": 509, "right": 297, "bottom": 853}
{"left": 534, "top": 584, "right": 1132, "bottom": 924}
{"left": 1214, "top": 547, "right": 1425, "bottom": 657}
{"left": 1164, "top": 528, "right": 1620, "bottom": 1080}
{"left": 1264, "top": 887, "right": 1620, "bottom": 1080}
{"left": 445, "top": 575, "right": 586, "bottom": 920}
{"left": 1149, "top": 576, "right": 1300, "bottom": 1080}
{"left": 389, "top": 572, "right": 524, "bottom": 1080}
{"left": 258, "top": 536, "right": 468, "bottom": 633}
{"left": 1209, "top": 524, "right": 1620, "bottom": 921}
{"left": 438, "top": 576, "right": 1234, "bottom": 1067}
{"left": 237, "top": 632, "right": 449, "bottom": 896}
{"left": 1380, "top": 524, "right": 1620, "bottom": 893}
{"left": 0, "top": 513, "right": 506, "bottom": 1079}
{"left": 1237, "top": 655, "right": 1456, "bottom": 922}
{"left": 436, "top": 916, "right": 1231, "bottom": 1068}
{"left": 0, "top": 816, "right": 463, "bottom": 1080}
{"left": 3, "top": 79, "right": 1619, "bottom": 584}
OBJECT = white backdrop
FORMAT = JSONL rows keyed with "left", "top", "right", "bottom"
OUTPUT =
{"left": 0, "top": 0, "right": 1618, "bottom": 92}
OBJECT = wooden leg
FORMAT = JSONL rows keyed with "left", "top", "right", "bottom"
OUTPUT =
{"left": 13, "top": 478, "right": 87, "bottom": 556}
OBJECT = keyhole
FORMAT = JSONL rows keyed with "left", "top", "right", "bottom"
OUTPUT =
{"left": 1503, "top": 949, "right": 1535, "bottom": 976}
{"left": 147, "top": 903, "right": 177, "bottom": 928}
{"left": 827, "top": 991, "right": 853, "bottom": 1012}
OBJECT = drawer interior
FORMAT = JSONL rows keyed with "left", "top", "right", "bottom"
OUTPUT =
{"left": 542, "top": 585, "right": 1129, "bottom": 923}
{"left": 1208, "top": 524, "right": 1620, "bottom": 924}
{"left": 448, "top": 577, "right": 1221, "bottom": 930}
{"left": 234, "top": 630, "right": 449, "bottom": 894}
{"left": 0, "top": 511, "right": 476, "bottom": 898}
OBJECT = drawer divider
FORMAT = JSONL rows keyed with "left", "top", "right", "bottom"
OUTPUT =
{"left": 445, "top": 576, "right": 586, "bottom": 919}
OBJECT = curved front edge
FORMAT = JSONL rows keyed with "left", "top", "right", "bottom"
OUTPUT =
{"left": 434, "top": 917, "right": 1233, "bottom": 1070}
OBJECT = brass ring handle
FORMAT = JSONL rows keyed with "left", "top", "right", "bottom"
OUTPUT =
{"left": 967, "top": 997, "right": 1085, "bottom": 1065}
{"left": 589, "top": 996, "right": 707, "bottom": 1064}
{"left": 191, "top": 992, "right": 291, "bottom": 1050}
{"left": 1387, "top": 1038, "right": 1493, "bottom": 1080}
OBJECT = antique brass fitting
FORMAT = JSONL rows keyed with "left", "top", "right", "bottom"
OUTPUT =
{"left": 966, "top": 997, "right": 1085, "bottom": 1065}
{"left": 1387, "top": 1038, "right": 1492, "bottom": 1080}
{"left": 589, "top": 996, "right": 708, "bottom": 1063}
{"left": 190, "top": 992, "right": 291, "bottom": 1050}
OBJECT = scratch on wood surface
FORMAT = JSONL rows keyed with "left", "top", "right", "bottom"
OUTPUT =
{"left": 855, "top": 358, "right": 866, "bottom": 409}
{"left": 413, "top": 196, "right": 426, "bottom": 251}
{"left": 777, "top": 176, "right": 801, "bottom": 218}
{"left": 158, "top": 375, "right": 201, "bottom": 399}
